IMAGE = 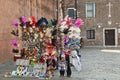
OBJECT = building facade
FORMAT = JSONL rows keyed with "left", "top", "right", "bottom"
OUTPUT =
{"left": 63, "top": 0, "right": 120, "bottom": 47}
{"left": 0, "top": 0, "right": 57, "bottom": 63}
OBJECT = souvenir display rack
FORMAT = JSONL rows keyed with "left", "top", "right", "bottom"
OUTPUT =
{"left": 5, "top": 15, "right": 83, "bottom": 79}
{"left": 8, "top": 16, "right": 58, "bottom": 79}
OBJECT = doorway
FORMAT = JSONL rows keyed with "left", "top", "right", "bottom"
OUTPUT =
{"left": 103, "top": 28, "right": 117, "bottom": 46}
{"left": 105, "top": 29, "right": 115, "bottom": 45}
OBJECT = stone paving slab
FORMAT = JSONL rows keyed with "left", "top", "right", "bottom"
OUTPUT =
{"left": 1, "top": 47, "right": 120, "bottom": 80}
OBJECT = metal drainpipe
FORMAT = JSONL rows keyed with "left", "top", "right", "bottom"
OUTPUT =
{"left": 30, "top": 0, "right": 32, "bottom": 16}
{"left": 56, "top": 0, "right": 59, "bottom": 21}
{"left": 75, "top": 0, "right": 77, "bottom": 19}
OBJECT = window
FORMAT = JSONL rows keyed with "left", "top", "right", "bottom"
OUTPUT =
{"left": 86, "top": 3, "right": 95, "bottom": 18}
{"left": 68, "top": 8, "right": 75, "bottom": 19}
{"left": 87, "top": 29, "right": 95, "bottom": 39}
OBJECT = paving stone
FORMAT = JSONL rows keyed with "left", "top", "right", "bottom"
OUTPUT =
{"left": 1, "top": 47, "right": 120, "bottom": 80}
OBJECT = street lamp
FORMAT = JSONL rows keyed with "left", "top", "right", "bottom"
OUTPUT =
{"left": 97, "top": 23, "right": 102, "bottom": 28}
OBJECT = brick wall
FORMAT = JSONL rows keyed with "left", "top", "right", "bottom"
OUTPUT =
{"left": 64, "top": 0, "right": 120, "bottom": 46}
{"left": 0, "top": 0, "right": 57, "bottom": 63}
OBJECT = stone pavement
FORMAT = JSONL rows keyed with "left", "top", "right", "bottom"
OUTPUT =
{"left": 1, "top": 47, "right": 120, "bottom": 80}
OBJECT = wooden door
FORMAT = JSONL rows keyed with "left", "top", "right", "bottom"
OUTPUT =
{"left": 105, "top": 29, "right": 115, "bottom": 46}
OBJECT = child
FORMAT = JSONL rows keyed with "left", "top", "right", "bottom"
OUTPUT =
{"left": 70, "top": 50, "right": 81, "bottom": 71}
{"left": 58, "top": 54, "right": 66, "bottom": 76}
{"left": 64, "top": 45, "right": 72, "bottom": 77}
{"left": 46, "top": 54, "right": 56, "bottom": 78}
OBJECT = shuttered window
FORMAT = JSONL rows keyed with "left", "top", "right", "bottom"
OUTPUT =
{"left": 86, "top": 3, "right": 95, "bottom": 18}
{"left": 87, "top": 29, "right": 95, "bottom": 39}
{"left": 68, "top": 8, "right": 75, "bottom": 19}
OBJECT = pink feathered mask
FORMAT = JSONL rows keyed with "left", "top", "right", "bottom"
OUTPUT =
{"left": 64, "top": 36, "right": 69, "bottom": 43}
{"left": 21, "top": 16, "right": 27, "bottom": 24}
{"left": 75, "top": 19, "right": 84, "bottom": 27}
{"left": 12, "top": 21, "right": 19, "bottom": 27}
{"left": 11, "top": 40, "right": 19, "bottom": 47}
{"left": 66, "top": 17, "right": 72, "bottom": 27}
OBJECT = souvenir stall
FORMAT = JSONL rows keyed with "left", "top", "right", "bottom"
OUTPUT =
{"left": 5, "top": 15, "right": 83, "bottom": 79}
{"left": 5, "top": 16, "right": 58, "bottom": 79}
{"left": 68, "top": 18, "right": 83, "bottom": 72}
{"left": 58, "top": 15, "right": 83, "bottom": 77}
